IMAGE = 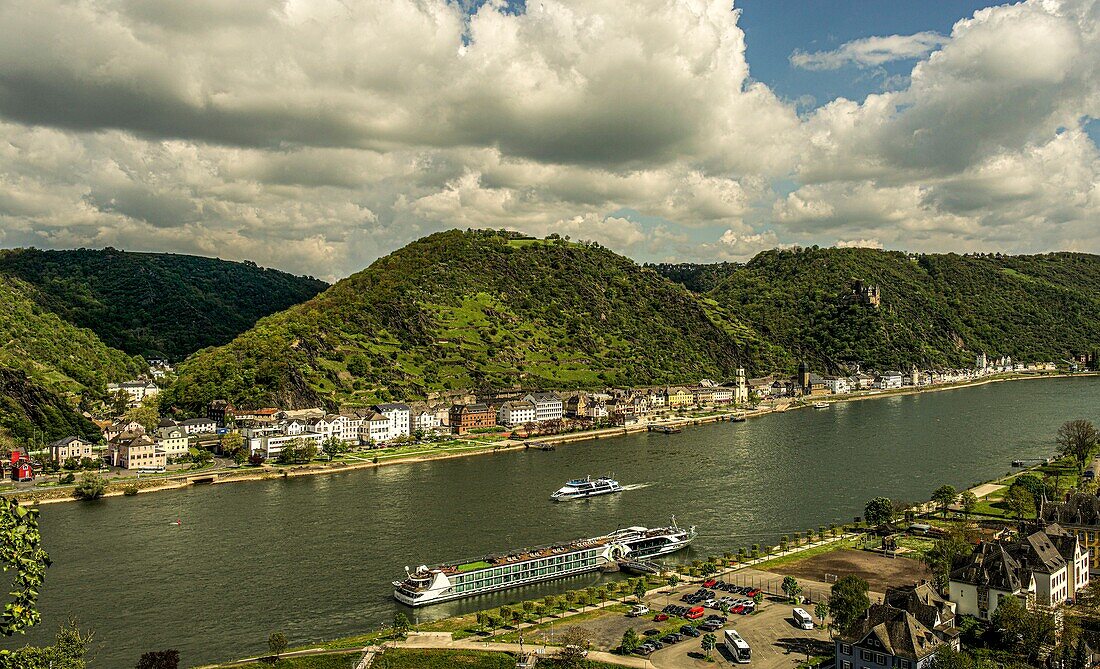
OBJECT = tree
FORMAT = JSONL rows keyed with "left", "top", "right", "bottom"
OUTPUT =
{"left": 124, "top": 401, "right": 160, "bottom": 435}
{"left": 620, "top": 628, "right": 641, "bottom": 654}
{"left": 814, "top": 601, "right": 829, "bottom": 627}
{"left": 136, "top": 650, "right": 180, "bottom": 669}
{"left": 0, "top": 497, "right": 50, "bottom": 637}
{"left": 991, "top": 593, "right": 1056, "bottom": 664}
{"left": 475, "top": 611, "right": 488, "bottom": 633}
{"left": 782, "top": 576, "right": 803, "bottom": 603}
{"left": 1, "top": 620, "right": 93, "bottom": 669}
{"left": 828, "top": 575, "right": 870, "bottom": 634}
{"left": 931, "top": 485, "right": 957, "bottom": 517}
{"left": 267, "top": 632, "right": 287, "bottom": 662}
{"left": 701, "top": 632, "right": 717, "bottom": 659}
{"left": 321, "top": 437, "right": 346, "bottom": 461}
{"left": 633, "top": 579, "right": 647, "bottom": 602}
{"left": 1058, "top": 419, "right": 1098, "bottom": 474}
{"left": 522, "top": 600, "right": 535, "bottom": 621}
{"left": 864, "top": 497, "right": 894, "bottom": 526}
{"left": 922, "top": 528, "right": 974, "bottom": 592}
{"left": 667, "top": 574, "right": 680, "bottom": 587}
{"left": 556, "top": 628, "right": 591, "bottom": 667}
{"left": 1004, "top": 485, "right": 1033, "bottom": 521}
{"left": 73, "top": 474, "right": 105, "bottom": 501}
{"left": 753, "top": 591, "right": 764, "bottom": 607}
{"left": 220, "top": 432, "right": 246, "bottom": 463}
{"left": 958, "top": 491, "right": 978, "bottom": 519}
{"left": 393, "top": 612, "right": 410, "bottom": 637}
{"left": 1010, "top": 473, "right": 1047, "bottom": 517}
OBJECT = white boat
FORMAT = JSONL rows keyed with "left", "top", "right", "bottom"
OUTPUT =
{"left": 550, "top": 475, "right": 623, "bottom": 501}
{"left": 393, "top": 521, "right": 695, "bottom": 607}
{"left": 812, "top": 402, "right": 829, "bottom": 409}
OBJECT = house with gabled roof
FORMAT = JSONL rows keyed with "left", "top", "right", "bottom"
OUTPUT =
{"left": 835, "top": 603, "right": 948, "bottom": 669}
{"left": 948, "top": 541, "right": 1032, "bottom": 620}
{"left": 47, "top": 436, "right": 95, "bottom": 462}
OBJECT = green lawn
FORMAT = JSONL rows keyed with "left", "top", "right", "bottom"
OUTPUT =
{"left": 372, "top": 649, "right": 515, "bottom": 669}
{"left": 227, "top": 653, "right": 361, "bottom": 669}
{"left": 752, "top": 537, "right": 859, "bottom": 571}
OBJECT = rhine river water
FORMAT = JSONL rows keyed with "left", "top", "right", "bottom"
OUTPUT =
{"left": 5, "top": 376, "right": 1100, "bottom": 667}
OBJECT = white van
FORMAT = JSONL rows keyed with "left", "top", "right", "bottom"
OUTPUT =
{"left": 792, "top": 607, "right": 814, "bottom": 630}
{"left": 724, "top": 629, "right": 751, "bottom": 663}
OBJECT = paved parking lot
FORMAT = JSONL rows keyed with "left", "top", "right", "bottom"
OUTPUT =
{"left": 650, "top": 598, "right": 830, "bottom": 669}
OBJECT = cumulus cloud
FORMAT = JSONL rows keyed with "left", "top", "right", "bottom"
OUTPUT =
{"left": 0, "top": 0, "right": 1097, "bottom": 278}
{"left": 790, "top": 31, "right": 947, "bottom": 70}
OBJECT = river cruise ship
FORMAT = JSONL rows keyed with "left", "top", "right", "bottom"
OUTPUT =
{"left": 393, "top": 522, "right": 696, "bottom": 606}
{"left": 550, "top": 475, "right": 623, "bottom": 501}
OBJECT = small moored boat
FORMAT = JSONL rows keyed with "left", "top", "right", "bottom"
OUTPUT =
{"left": 812, "top": 402, "right": 829, "bottom": 409}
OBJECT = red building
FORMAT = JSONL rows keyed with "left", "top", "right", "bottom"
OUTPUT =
{"left": 11, "top": 462, "right": 32, "bottom": 482}
{"left": 449, "top": 403, "right": 496, "bottom": 434}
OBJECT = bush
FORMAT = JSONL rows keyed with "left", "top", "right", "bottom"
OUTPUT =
{"left": 73, "top": 473, "right": 106, "bottom": 500}
{"left": 123, "top": 484, "right": 139, "bottom": 496}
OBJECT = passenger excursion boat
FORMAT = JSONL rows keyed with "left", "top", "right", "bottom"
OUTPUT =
{"left": 393, "top": 522, "right": 696, "bottom": 606}
{"left": 550, "top": 475, "right": 623, "bottom": 501}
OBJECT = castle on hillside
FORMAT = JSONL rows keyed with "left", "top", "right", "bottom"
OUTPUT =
{"left": 850, "top": 280, "right": 881, "bottom": 307}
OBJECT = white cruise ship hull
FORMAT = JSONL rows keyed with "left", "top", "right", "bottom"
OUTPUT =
{"left": 394, "top": 524, "right": 695, "bottom": 607}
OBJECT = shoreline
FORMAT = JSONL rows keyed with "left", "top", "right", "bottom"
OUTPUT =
{"left": 18, "top": 370, "right": 1098, "bottom": 507}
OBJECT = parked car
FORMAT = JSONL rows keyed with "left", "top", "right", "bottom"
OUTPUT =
{"left": 703, "top": 579, "right": 718, "bottom": 587}
{"left": 685, "top": 606, "right": 705, "bottom": 620}
{"left": 644, "top": 629, "right": 660, "bottom": 637}
{"left": 681, "top": 625, "right": 701, "bottom": 637}
{"left": 653, "top": 612, "right": 670, "bottom": 622}
{"left": 628, "top": 605, "right": 650, "bottom": 617}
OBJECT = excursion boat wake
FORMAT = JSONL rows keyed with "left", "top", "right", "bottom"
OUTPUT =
{"left": 393, "top": 520, "right": 696, "bottom": 607}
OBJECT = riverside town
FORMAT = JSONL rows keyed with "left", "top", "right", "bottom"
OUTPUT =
{"left": 3, "top": 1, "right": 1100, "bottom": 669}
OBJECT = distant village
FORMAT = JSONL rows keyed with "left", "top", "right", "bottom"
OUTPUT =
{"left": 2, "top": 349, "right": 1076, "bottom": 485}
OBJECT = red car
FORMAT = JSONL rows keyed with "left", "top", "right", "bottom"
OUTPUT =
{"left": 685, "top": 606, "right": 705, "bottom": 620}
{"left": 653, "top": 612, "right": 670, "bottom": 622}
{"left": 702, "top": 579, "right": 718, "bottom": 588}
{"left": 730, "top": 604, "right": 745, "bottom": 614}
{"left": 746, "top": 588, "right": 762, "bottom": 597}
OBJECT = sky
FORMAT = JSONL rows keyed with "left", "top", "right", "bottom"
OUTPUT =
{"left": 0, "top": 0, "right": 1097, "bottom": 281}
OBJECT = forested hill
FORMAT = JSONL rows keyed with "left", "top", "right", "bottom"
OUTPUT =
{"left": 643, "top": 262, "right": 741, "bottom": 293}
{"left": 0, "top": 276, "right": 144, "bottom": 444}
{"left": 700, "top": 248, "right": 1100, "bottom": 373}
{"left": 161, "top": 230, "right": 768, "bottom": 412}
{"left": 0, "top": 248, "right": 327, "bottom": 360}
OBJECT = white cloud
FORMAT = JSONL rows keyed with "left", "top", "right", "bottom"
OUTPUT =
{"left": 791, "top": 31, "right": 947, "bottom": 70}
{"left": 0, "top": 0, "right": 1097, "bottom": 276}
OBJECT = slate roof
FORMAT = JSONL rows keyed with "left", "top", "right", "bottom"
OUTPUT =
{"left": 883, "top": 583, "right": 955, "bottom": 634}
{"left": 950, "top": 542, "right": 1026, "bottom": 591}
{"left": 48, "top": 436, "right": 89, "bottom": 448}
{"left": 842, "top": 604, "right": 944, "bottom": 661}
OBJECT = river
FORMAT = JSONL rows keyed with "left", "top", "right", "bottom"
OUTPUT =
{"left": 6, "top": 376, "right": 1100, "bottom": 667}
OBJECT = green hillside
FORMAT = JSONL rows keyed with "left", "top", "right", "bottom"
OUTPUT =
{"left": 0, "top": 275, "right": 144, "bottom": 442}
{"left": 701, "top": 248, "right": 1100, "bottom": 373}
{"left": 161, "top": 230, "right": 760, "bottom": 411}
{"left": 0, "top": 247, "right": 327, "bottom": 360}
{"left": 0, "top": 369, "right": 101, "bottom": 444}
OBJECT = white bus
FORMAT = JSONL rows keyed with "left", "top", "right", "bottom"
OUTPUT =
{"left": 792, "top": 607, "right": 814, "bottom": 630}
{"left": 724, "top": 629, "right": 751, "bottom": 663}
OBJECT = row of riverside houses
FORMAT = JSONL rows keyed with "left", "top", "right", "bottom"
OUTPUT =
{"left": 834, "top": 522, "right": 1090, "bottom": 669}
{"left": 198, "top": 371, "right": 757, "bottom": 459}
{"left": 748, "top": 355, "right": 1060, "bottom": 400}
